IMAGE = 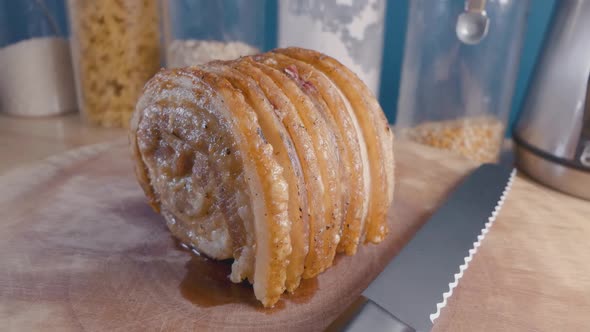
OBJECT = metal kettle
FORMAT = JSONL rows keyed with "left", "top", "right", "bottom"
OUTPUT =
{"left": 514, "top": 0, "right": 590, "bottom": 200}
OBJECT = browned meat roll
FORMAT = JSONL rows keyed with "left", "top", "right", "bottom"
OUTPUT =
{"left": 130, "top": 47, "right": 395, "bottom": 307}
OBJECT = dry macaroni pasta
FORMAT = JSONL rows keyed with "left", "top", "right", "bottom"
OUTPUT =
{"left": 68, "top": 0, "right": 161, "bottom": 127}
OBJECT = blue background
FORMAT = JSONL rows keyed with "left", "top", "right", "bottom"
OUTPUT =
{"left": 1, "top": 0, "right": 557, "bottom": 132}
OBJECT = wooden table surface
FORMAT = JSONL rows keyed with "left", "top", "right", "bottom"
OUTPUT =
{"left": 0, "top": 114, "right": 123, "bottom": 174}
{"left": 1, "top": 113, "right": 589, "bottom": 331}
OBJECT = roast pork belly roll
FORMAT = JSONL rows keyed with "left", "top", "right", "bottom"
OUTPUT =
{"left": 202, "top": 61, "right": 310, "bottom": 293}
{"left": 130, "top": 47, "right": 395, "bottom": 308}
{"left": 275, "top": 48, "right": 395, "bottom": 244}
{"left": 131, "top": 67, "right": 291, "bottom": 307}
{"left": 230, "top": 58, "right": 333, "bottom": 280}
{"left": 255, "top": 52, "right": 370, "bottom": 255}
{"left": 246, "top": 57, "right": 343, "bottom": 279}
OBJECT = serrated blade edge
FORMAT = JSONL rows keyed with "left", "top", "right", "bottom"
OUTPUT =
{"left": 429, "top": 168, "right": 517, "bottom": 323}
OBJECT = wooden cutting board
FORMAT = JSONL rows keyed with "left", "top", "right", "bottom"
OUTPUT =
{"left": 1, "top": 140, "right": 588, "bottom": 331}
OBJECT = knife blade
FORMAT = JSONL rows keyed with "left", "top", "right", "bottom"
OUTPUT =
{"left": 331, "top": 163, "right": 516, "bottom": 332}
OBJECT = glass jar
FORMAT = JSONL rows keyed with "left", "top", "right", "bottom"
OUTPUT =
{"left": 396, "top": 0, "right": 529, "bottom": 163}
{"left": 0, "top": 0, "right": 76, "bottom": 117}
{"left": 278, "top": 0, "right": 387, "bottom": 96}
{"left": 161, "top": 0, "right": 266, "bottom": 68}
{"left": 67, "top": 0, "right": 161, "bottom": 128}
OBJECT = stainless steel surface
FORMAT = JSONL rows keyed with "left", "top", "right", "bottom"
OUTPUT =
{"left": 456, "top": 0, "right": 489, "bottom": 44}
{"left": 337, "top": 298, "right": 415, "bottom": 332}
{"left": 578, "top": 77, "right": 590, "bottom": 167}
{"left": 514, "top": 0, "right": 590, "bottom": 200}
{"left": 515, "top": 0, "right": 590, "bottom": 160}
{"left": 515, "top": 144, "right": 590, "bottom": 200}
{"left": 338, "top": 164, "right": 514, "bottom": 332}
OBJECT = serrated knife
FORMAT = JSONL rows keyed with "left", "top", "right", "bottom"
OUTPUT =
{"left": 330, "top": 163, "right": 516, "bottom": 332}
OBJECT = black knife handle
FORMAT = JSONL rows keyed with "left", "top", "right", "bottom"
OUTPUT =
{"left": 327, "top": 296, "right": 416, "bottom": 332}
